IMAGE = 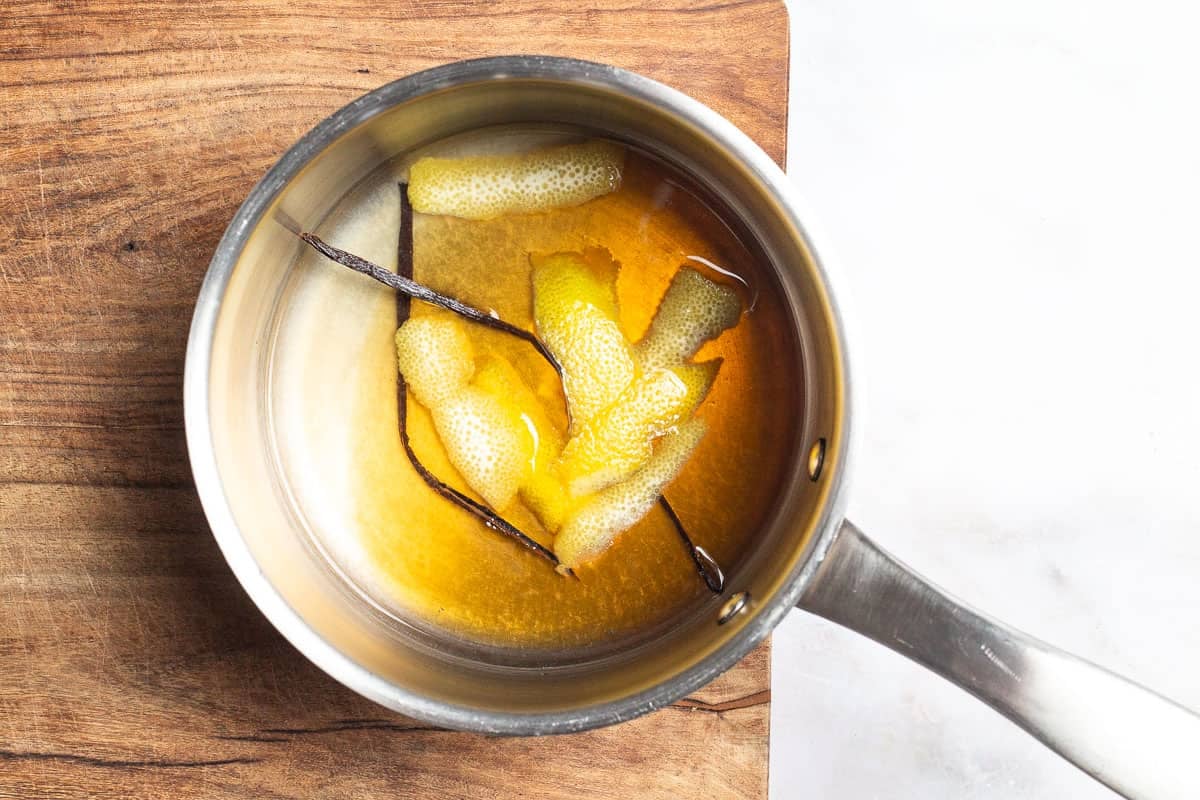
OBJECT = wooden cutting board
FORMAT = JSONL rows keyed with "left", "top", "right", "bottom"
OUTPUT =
{"left": 0, "top": 3, "right": 788, "bottom": 797}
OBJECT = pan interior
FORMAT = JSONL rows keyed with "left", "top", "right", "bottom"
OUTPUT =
{"left": 267, "top": 124, "right": 801, "bottom": 665}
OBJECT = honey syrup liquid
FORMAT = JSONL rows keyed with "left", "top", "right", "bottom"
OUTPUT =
{"left": 271, "top": 127, "right": 801, "bottom": 654}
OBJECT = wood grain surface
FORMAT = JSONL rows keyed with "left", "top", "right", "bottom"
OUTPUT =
{"left": 0, "top": 2, "right": 789, "bottom": 797}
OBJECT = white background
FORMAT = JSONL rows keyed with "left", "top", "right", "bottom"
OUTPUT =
{"left": 771, "top": 1, "right": 1200, "bottom": 797}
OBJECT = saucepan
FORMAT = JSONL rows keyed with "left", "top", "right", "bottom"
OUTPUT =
{"left": 184, "top": 56, "right": 1198, "bottom": 798}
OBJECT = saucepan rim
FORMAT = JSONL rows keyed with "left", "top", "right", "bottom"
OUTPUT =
{"left": 183, "top": 54, "right": 854, "bottom": 734}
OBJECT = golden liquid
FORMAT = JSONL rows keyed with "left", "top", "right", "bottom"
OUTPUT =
{"left": 284, "top": 132, "right": 799, "bottom": 653}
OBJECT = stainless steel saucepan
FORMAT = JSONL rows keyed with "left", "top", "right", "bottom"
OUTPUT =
{"left": 184, "top": 56, "right": 1199, "bottom": 798}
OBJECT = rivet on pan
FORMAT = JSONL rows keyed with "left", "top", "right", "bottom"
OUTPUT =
{"left": 718, "top": 591, "right": 750, "bottom": 625}
{"left": 807, "top": 437, "right": 827, "bottom": 482}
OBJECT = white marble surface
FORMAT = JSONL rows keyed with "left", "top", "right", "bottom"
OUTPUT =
{"left": 770, "top": 1, "right": 1200, "bottom": 796}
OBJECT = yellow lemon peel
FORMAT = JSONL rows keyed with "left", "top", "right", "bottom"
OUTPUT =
{"left": 557, "top": 360, "right": 720, "bottom": 496}
{"left": 472, "top": 354, "right": 564, "bottom": 474}
{"left": 408, "top": 140, "right": 624, "bottom": 220}
{"left": 554, "top": 419, "right": 707, "bottom": 569}
{"left": 532, "top": 249, "right": 635, "bottom": 429}
{"left": 396, "top": 318, "right": 543, "bottom": 512}
{"left": 635, "top": 267, "right": 742, "bottom": 371}
{"left": 432, "top": 386, "right": 533, "bottom": 511}
{"left": 394, "top": 316, "right": 474, "bottom": 406}
{"left": 526, "top": 251, "right": 739, "bottom": 566}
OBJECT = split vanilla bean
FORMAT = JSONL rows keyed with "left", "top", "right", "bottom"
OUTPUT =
{"left": 659, "top": 497, "right": 725, "bottom": 594}
{"left": 298, "top": 196, "right": 723, "bottom": 593}
{"left": 391, "top": 184, "right": 562, "bottom": 571}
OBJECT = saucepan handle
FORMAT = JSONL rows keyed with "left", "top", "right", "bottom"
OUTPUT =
{"left": 796, "top": 520, "right": 1200, "bottom": 800}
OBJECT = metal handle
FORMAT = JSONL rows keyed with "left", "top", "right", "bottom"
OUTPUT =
{"left": 797, "top": 520, "right": 1200, "bottom": 799}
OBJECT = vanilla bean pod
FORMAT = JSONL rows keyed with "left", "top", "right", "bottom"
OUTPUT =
{"left": 300, "top": 198, "right": 720, "bottom": 591}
